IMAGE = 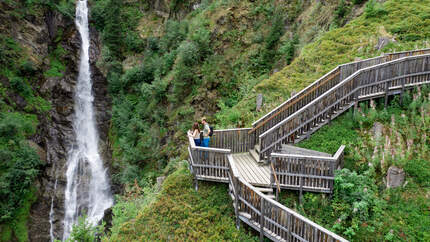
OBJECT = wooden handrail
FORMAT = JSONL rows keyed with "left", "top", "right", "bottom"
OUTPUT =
{"left": 271, "top": 152, "right": 338, "bottom": 161}
{"left": 258, "top": 53, "right": 430, "bottom": 155}
{"left": 249, "top": 69, "right": 340, "bottom": 134}
{"left": 250, "top": 48, "right": 430, "bottom": 137}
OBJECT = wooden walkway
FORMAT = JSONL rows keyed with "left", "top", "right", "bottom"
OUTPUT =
{"left": 232, "top": 153, "right": 270, "bottom": 187}
{"left": 187, "top": 49, "right": 430, "bottom": 242}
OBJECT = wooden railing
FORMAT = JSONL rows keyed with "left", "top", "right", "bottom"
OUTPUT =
{"left": 228, "top": 155, "right": 348, "bottom": 242}
{"left": 259, "top": 53, "right": 430, "bottom": 160}
{"left": 188, "top": 136, "right": 230, "bottom": 183}
{"left": 188, "top": 128, "right": 255, "bottom": 184}
{"left": 250, "top": 49, "right": 430, "bottom": 141}
{"left": 210, "top": 128, "right": 255, "bottom": 153}
{"left": 270, "top": 146, "right": 345, "bottom": 197}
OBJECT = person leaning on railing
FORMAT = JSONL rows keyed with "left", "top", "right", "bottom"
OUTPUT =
{"left": 188, "top": 122, "right": 201, "bottom": 146}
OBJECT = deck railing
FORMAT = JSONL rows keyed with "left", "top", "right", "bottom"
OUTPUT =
{"left": 270, "top": 145, "right": 345, "bottom": 196}
{"left": 210, "top": 128, "right": 255, "bottom": 153}
{"left": 228, "top": 155, "right": 348, "bottom": 242}
{"left": 188, "top": 136, "right": 231, "bottom": 183}
{"left": 250, "top": 49, "right": 430, "bottom": 142}
{"left": 259, "top": 53, "right": 430, "bottom": 160}
{"left": 188, "top": 128, "right": 255, "bottom": 183}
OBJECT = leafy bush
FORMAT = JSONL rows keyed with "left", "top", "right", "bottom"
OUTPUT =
{"left": 9, "top": 76, "right": 32, "bottom": 97}
{"left": 279, "top": 36, "right": 298, "bottom": 65}
{"left": 331, "top": 168, "right": 384, "bottom": 238}
{"left": 0, "top": 112, "right": 41, "bottom": 223}
{"left": 68, "top": 215, "right": 105, "bottom": 242}
{"left": 176, "top": 41, "right": 200, "bottom": 67}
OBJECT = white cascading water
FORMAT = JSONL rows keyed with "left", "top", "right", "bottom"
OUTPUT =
{"left": 49, "top": 179, "right": 58, "bottom": 242}
{"left": 62, "top": 0, "right": 113, "bottom": 240}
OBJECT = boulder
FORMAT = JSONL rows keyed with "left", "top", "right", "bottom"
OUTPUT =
{"left": 371, "top": 122, "right": 384, "bottom": 141}
{"left": 256, "top": 93, "right": 263, "bottom": 111}
{"left": 156, "top": 176, "right": 166, "bottom": 190}
{"left": 375, "top": 37, "right": 396, "bottom": 51}
{"left": 386, "top": 166, "right": 405, "bottom": 188}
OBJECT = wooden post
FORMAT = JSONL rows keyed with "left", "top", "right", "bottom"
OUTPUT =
{"left": 400, "top": 77, "right": 405, "bottom": 105}
{"left": 299, "top": 159, "right": 304, "bottom": 204}
{"left": 234, "top": 179, "right": 240, "bottom": 230}
{"left": 260, "top": 199, "right": 265, "bottom": 242}
{"left": 384, "top": 81, "right": 389, "bottom": 108}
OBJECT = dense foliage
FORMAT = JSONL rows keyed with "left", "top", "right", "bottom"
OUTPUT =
{"left": 0, "top": 113, "right": 42, "bottom": 240}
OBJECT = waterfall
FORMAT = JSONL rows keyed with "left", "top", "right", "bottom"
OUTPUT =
{"left": 62, "top": 0, "right": 113, "bottom": 240}
{"left": 49, "top": 179, "right": 57, "bottom": 242}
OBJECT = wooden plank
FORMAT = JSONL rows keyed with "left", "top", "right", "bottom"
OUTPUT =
{"left": 233, "top": 154, "right": 256, "bottom": 184}
{"left": 239, "top": 154, "right": 264, "bottom": 185}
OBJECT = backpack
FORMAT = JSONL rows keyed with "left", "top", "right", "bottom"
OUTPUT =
{"left": 209, "top": 126, "right": 214, "bottom": 137}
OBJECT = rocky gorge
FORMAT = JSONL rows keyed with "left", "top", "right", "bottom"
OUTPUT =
{"left": 0, "top": 3, "right": 112, "bottom": 240}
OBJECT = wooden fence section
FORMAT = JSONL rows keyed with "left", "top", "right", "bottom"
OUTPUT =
{"left": 188, "top": 136, "right": 230, "bottom": 183}
{"left": 228, "top": 155, "right": 348, "bottom": 242}
{"left": 250, "top": 49, "right": 430, "bottom": 142}
{"left": 270, "top": 146, "right": 345, "bottom": 196}
{"left": 258, "top": 54, "right": 430, "bottom": 160}
{"left": 210, "top": 128, "right": 255, "bottom": 153}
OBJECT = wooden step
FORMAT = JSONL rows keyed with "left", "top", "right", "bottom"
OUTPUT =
{"left": 255, "top": 187, "right": 273, "bottom": 193}
{"left": 239, "top": 212, "right": 251, "bottom": 220}
{"left": 255, "top": 144, "right": 260, "bottom": 153}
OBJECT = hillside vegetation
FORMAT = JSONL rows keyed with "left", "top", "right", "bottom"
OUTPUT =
{"left": 78, "top": 0, "right": 430, "bottom": 241}
{"left": 97, "top": 0, "right": 430, "bottom": 241}
{"left": 2, "top": 0, "right": 430, "bottom": 240}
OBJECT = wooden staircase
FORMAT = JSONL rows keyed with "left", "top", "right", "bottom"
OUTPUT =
{"left": 188, "top": 49, "right": 430, "bottom": 242}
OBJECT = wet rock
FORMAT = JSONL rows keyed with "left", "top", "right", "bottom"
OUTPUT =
{"left": 386, "top": 166, "right": 405, "bottom": 188}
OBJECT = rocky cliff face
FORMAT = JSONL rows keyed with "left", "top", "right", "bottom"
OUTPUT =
{"left": 0, "top": 5, "right": 111, "bottom": 241}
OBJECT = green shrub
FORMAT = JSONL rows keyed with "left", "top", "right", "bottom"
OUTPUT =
{"left": 0, "top": 112, "right": 41, "bottom": 224}
{"left": 364, "top": 0, "right": 388, "bottom": 19}
{"left": 9, "top": 76, "right": 32, "bottom": 97}
{"left": 404, "top": 159, "right": 430, "bottom": 186}
{"left": 352, "top": 0, "right": 367, "bottom": 4}
{"left": 68, "top": 215, "right": 105, "bottom": 242}
{"left": 176, "top": 41, "right": 200, "bottom": 66}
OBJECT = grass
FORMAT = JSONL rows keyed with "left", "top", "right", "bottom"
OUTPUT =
{"left": 104, "top": 162, "right": 258, "bottom": 241}
{"left": 217, "top": 0, "right": 430, "bottom": 128}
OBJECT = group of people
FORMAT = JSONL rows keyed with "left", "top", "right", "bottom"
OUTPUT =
{"left": 188, "top": 117, "right": 211, "bottom": 147}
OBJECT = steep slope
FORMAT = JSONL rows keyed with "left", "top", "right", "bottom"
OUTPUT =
{"left": 218, "top": 0, "right": 430, "bottom": 126}
{"left": 101, "top": 0, "right": 430, "bottom": 241}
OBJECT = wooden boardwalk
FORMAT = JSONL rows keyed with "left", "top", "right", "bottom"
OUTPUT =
{"left": 232, "top": 153, "right": 270, "bottom": 187}
{"left": 187, "top": 49, "right": 430, "bottom": 242}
